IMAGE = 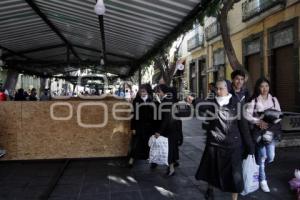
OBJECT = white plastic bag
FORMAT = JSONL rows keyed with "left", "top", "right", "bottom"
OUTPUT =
{"left": 241, "top": 155, "right": 259, "bottom": 196}
{"left": 148, "top": 135, "right": 169, "bottom": 166}
{"left": 148, "top": 135, "right": 156, "bottom": 147}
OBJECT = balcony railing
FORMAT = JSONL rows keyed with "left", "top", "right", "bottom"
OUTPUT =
{"left": 205, "top": 21, "right": 221, "bottom": 41}
{"left": 187, "top": 33, "right": 204, "bottom": 52}
{"left": 242, "top": 0, "right": 286, "bottom": 22}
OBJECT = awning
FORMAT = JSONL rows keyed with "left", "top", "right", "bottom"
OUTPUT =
{"left": 0, "top": 0, "right": 211, "bottom": 77}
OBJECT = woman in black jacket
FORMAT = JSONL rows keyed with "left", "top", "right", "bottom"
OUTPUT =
{"left": 128, "top": 84, "right": 156, "bottom": 167}
{"left": 155, "top": 84, "right": 179, "bottom": 176}
{"left": 191, "top": 80, "right": 254, "bottom": 200}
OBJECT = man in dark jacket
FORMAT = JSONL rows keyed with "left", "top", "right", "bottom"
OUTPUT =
{"left": 230, "top": 69, "right": 250, "bottom": 103}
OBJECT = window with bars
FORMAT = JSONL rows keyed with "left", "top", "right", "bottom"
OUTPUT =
{"left": 242, "top": 0, "right": 286, "bottom": 22}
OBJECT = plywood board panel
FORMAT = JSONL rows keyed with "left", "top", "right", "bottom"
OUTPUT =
{"left": 0, "top": 99, "right": 131, "bottom": 160}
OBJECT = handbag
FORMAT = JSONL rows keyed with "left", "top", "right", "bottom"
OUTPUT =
{"left": 251, "top": 99, "right": 283, "bottom": 144}
{"left": 258, "top": 109, "right": 283, "bottom": 124}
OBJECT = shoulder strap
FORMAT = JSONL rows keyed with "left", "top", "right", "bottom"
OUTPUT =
{"left": 254, "top": 98, "right": 258, "bottom": 110}
{"left": 272, "top": 97, "right": 275, "bottom": 108}
{"left": 253, "top": 98, "right": 258, "bottom": 115}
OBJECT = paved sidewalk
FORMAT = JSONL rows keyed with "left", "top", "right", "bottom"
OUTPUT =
{"left": 0, "top": 118, "right": 299, "bottom": 200}
{"left": 181, "top": 119, "right": 299, "bottom": 200}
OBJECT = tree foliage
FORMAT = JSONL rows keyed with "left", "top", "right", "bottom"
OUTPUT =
{"left": 154, "top": 0, "right": 245, "bottom": 85}
{"left": 154, "top": 35, "right": 185, "bottom": 86}
{"left": 198, "top": 0, "right": 243, "bottom": 70}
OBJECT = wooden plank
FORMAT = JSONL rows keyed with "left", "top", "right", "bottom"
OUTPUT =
{"left": 0, "top": 99, "right": 131, "bottom": 160}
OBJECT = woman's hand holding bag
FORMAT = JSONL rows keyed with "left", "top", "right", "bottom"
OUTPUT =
{"left": 148, "top": 135, "right": 169, "bottom": 166}
{"left": 241, "top": 155, "right": 259, "bottom": 196}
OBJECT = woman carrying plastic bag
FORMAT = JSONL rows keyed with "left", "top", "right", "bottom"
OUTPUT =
{"left": 148, "top": 135, "right": 169, "bottom": 166}
{"left": 241, "top": 155, "right": 259, "bottom": 195}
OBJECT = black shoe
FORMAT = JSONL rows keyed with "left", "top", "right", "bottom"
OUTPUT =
{"left": 127, "top": 163, "right": 133, "bottom": 168}
{"left": 204, "top": 188, "right": 214, "bottom": 200}
{"left": 127, "top": 158, "right": 134, "bottom": 168}
{"left": 166, "top": 170, "right": 175, "bottom": 176}
{"left": 174, "top": 161, "right": 179, "bottom": 167}
{"left": 166, "top": 168, "right": 175, "bottom": 176}
{"left": 150, "top": 163, "right": 157, "bottom": 169}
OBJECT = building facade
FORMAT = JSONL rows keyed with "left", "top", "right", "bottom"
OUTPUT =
{"left": 180, "top": 0, "right": 300, "bottom": 112}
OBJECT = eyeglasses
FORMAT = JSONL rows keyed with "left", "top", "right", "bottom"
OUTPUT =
{"left": 215, "top": 87, "right": 227, "bottom": 90}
